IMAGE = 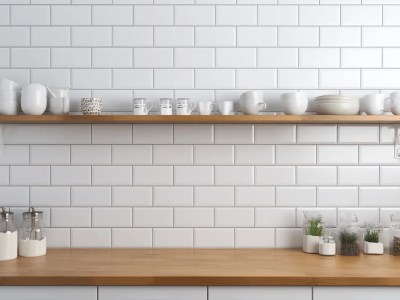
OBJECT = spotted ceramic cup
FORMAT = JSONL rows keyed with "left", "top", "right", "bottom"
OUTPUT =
{"left": 81, "top": 98, "right": 102, "bottom": 115}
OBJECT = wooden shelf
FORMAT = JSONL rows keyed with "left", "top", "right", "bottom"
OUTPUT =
{"left": 1, "top": 114, "right": 400, "bottom": 124}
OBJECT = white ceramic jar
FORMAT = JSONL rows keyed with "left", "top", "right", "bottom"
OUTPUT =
{"left": 21, "top": 84, "right": 47, "bottom": 115}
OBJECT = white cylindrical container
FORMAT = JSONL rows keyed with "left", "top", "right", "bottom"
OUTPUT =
{"left": 0, "top": 208, "right": 18, "bottom": 261}
{"left": 21, "top": 84, "right": 47, "bottom": 115}
{"left": 319, "top": 234, "right": 336, "bottom": 256}
{"left": 160, "top": 98, "right": 172, "bottom": 115}
{"left": 18, "top": 208, "right": 46, "bottom": 257}
{"left": 302, "top": 211, "right": 324, "bottom": 254}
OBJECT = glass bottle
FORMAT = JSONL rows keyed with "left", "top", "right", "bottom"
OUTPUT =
{"left": 0, "top": 208, "right": 17, "bottom": 261}
{"left": 18, "top": 208, "right": 46, "bottom": 257}
{"left": 302, "top": 211, "right": 324, "bottom": 254}
{"left": 338, "top": 213, "right": 360, "bottom": 256}
{"left": 389, "top": 213, "right": 400, "bottom": 255}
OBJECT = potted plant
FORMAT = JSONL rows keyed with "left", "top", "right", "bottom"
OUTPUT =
{"left": 363, "top": 226, "right": 383, "bottom": 255}
{"left": 339, "top": 231, "right": 360, "bottom": 256}
{"left": 303, "top": 214, "right": 324, "bottom": 254}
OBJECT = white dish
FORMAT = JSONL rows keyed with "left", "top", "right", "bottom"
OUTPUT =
{"left": 315, "top": 101, "right": 359, "bottom": 115}
{"left": 316, "top": 95, "right": 359, "bottom": 101}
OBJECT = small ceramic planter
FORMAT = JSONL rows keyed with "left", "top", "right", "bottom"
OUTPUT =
{"left": 364, "top": 241, "right": 384, "bottom": 255}
{"left": 303, "top": 235, "right": 320, "bottom": 254}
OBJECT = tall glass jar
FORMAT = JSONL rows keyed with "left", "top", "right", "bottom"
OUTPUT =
{"left": 389, "top": 213, "right": 400, "bottom": 255}
{"left": 338, "top": 213, "right": 361, "bottom": 256}
{"left": 0, "top": 208, "right": 17, "bottom": 261}
{"left": 302, "top": 211, "right": 324, "bottom": 254}
{"left": 18, "top": 208, "right": 46, "bottom": 257}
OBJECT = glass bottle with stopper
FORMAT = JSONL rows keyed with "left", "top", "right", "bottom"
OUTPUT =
{"left": 18, "top": 207, "right": 47, "bottom": 257}
{"left": 0, "top": 207, "right": 18, "bottom": 261}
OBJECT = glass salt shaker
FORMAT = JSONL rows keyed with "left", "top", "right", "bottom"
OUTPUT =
{"left": 18, "top": 208, "right": 47, "bottom": 257}
{"left": 0, "top": 208, "right": 18, "bottom": 261}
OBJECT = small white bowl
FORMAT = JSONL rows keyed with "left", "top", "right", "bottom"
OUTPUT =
{"left": 315, "top": 101, "right": 359, "bottom": 115}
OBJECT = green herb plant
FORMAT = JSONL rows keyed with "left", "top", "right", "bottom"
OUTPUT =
{"left": 340, "top": 230, "right": 360, "bottom": 256}
{"left": 307, "top": 217, "right": 323, "bottom": 236}
{"left": 364, "top": 229, "right": 380, "bottom": 243}
{"left": 340, "top": 231, "right": 358, "bottom": 244}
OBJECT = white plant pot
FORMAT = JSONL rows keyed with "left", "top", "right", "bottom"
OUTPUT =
{"left": 363, "top": 241, "right": 384, "bottom": 255}
{"left": 303, "top": 235, "right": 320, "bottom": 254}
{"left": 319, "top": 242, "right": 336, "bottom": 256}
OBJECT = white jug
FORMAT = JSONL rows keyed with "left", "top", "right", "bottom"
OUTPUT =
{"left": 21, "top": 84, "right": 47, "bottom": 115}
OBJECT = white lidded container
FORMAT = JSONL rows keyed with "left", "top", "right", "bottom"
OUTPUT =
{"left": 319, "top": 232, "right": 336, "bottom": 256}
{"left": 0, "top": 208, "right": 18, "bottom": 261}
{"left": 18, "top": 208, "right": 46, "bottom": 257}
{"left": 21, "top": 83, "right": 47, "bottom": 115}
{"left": 362, "top": 223, "right": 384, "bottom": 255}
{"left": 302, "top": 211, "right": 324, "bottom": 254}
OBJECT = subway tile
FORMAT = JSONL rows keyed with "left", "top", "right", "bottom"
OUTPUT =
{"left": 297, "top": 166, "right": 337, "bottom": 186}
{"left": 194, "top": 228, "right": 234, "bottom": 248}
{"left": 215, "top": 124, "right": 253, "bottom": 144}
{"left": 299, "top": 5, "right": 340, "bottom": 25}
{"left": 195, "top": 27, "right": 236, "bottom": 47}
{"left": 174, "top": 125, "right": 214, "bottom": 144}
{"left": 71, "top": 145, "right": 111, "bottom": 165}
{"left": 383, "top": 49, "right": 400, "bottom": 68}
{"left": 92, "top": 90, "right": 133, "bottom": 112}
{"left": 51, "top": 5, "right": 91, "bottom": 25}
{"left": 259, "top": 5, "right": 297, "bottom": 25}
{"left": 134, "top": 166, "right": 173, "bottom": 186}
{"left": 341, "top": 48, "right": 382, "bottom": 68}
{"left": 114, "top": 27, "right": 153, "bottom": 47}
{"left": 237, "top": 27, "right": 277, "bottom": 47}
{"left": 112, "top": 228, "right": 152, "bottom": 248}
{"left": 255, "top": 207, "right": 296, "bottom": 227}
{"left": 134, "top": 48, "right": 172, "bottom": 68}
{"left": 0, "top": 48, "right": 9, "bottom": 67}
{"left": 0, "top": 145, "right": 29, "bottom": 165}
{"left": 133, "top": 124, "right": 173, "bottom": 144}
{"left": 71, "top": 187, "right": 111, "bottom": 206}
{"left": 92, "top": 124, "right": 132, "bottom": 144}
{"left": 360, "top": 145, "right": 400, "bottom": 165}
{"left": 195, "top": 69, "right": 235, "bottom": 89}
{"left": 296, "top": 207, "right": 337, "bottom": 227}
{"left": 52, "top": 48, "right": 91, "bottom": 68}
{"left": 216, "top": 5, "right": 257, "bottom": 25}
{"left": 320, "top": 27, "right": 361, "bottom": 47}
{"left": 276, "top": 187, "right": 316, "bottom": 206}
{"left": 155, "top": 69, "right": 194, "bottom": 89}
{"left": 216, "top": 48, "right": 256, "bottom": 68}
{"left": 360, "top": 187, "right": 400, "bottom": 207}
{"left": 215, "top": 166, "right": 253, "bottom": 186}
{"left": 299, "top": 48, "right": 340, "bottom": 68}
{"left": 384, "top": 5, "right": 400, "bottom": 25}
{"left": 71, "top": 228, "right": 111, "bottom": 248}
{"left": 154, "top": 27, "right": 194, "bottom": 47}
{"left": 276, "top": 228, "right": 302, "bottom": 248}
{"left": 92, "top": 166, "right": 132, "bottom": 186}
{"left": 31, "top": 187, "right": 70, "bottom": 207}
{"left": 276, "top": 145, "right": 316, "bottom": 165}
{"left": 153, "top": 145, "right": 193, "bottom": 165}
{"left": 174, "top": 48, "right": 215, "bottom": 68}
{"left": 51, "top": 166, "right": 91, "bottom": 186}
{"left": 215, "top": 207, "right": 254, "bottom": 227}
{"left": 194, "top": 187, "right": 234, "bottom": 206}
{"left": 51, "top": 208, "right": 91, "bottom": 228}
{"left": 363, "top": 27, "right": 400, "bottom": 47}
{"left": 235, "top": 187, "right": 275, "bottom": 207}
{"left": 235, "top": 228, "right": 275, "bottom": 248}
{"left": 134, "top": 5, "right": 173, "bottom": 25}
{"left": 194, "top": 145, "right": 234, "bottom": 165}
{"left": 134, "top": 208, "right": 173, "bottom": 227}
{"left": 175, "top": 5, "right": 215, "bottom": 25}
{"left": 11, "top": 5, "right": 50, "bottom": 25}
{"left": 319, "top": 69, "right": 361, "bottom": 89}
{"left": 258, "top": 48, "right": 298, "bottom": 68}
{"left": 112, "top": 145, "right": 152, "bottom": 165}
{"left": 235, "top": 145, "right": 274, "bottom": 165}
{"left": 338, "top": 208, "right": 379, "bottom": 225}
{"left": 338, "top": 166, "right": 379, "bottom": 186}
{"left": 0, "top": 69, "right": 29, "bottom": 86}
{"left": 0, "top": 6, "right": 9, "bottom": 25}
{"left": 112, "top": 187, "right": 152, "bottom": 207}
{"left": 297, "top": 125, "right": 337, "bottom": 144}
{"left": 11, "top": 48, "right": 50, "bottom": 68}
{"left": 47, "top": 228, "right": 70, "bottom": 248}
{"left": 339, "top": 125, "right": 379, "bottom": 144}
{"left": 10, "top": 166, "right": 50, "bottom": 186}
{"left": 72, "top": 69, "right": 111, "bottom": 89}
{"left": 343, "top": 5, "right": 381, "bottom": 25}
{"left": 153, "top": 187, "right": 193, "bottom": 206}
{"left": 175, "top": 208, "right": 214, "bottom": 227}
{"left": 279, "top": 27, "right": 319, "bottom": 47}
{"left": 0, "top": 27, "right": 29, "bottom": 46}
{"left": 318, "top": 145, "right": 358, "bottom": 165}
{"left": 237, "top": 69, "right": 277, "bottom": 89}
{"left": 92, "top": 5, "right": 133, "bottom": 25}
{"left": 92, "top": 207, "right": 132, "bottom": 227}
{"left": 255, "top": 166, "right": 295, "bottom": 186}
{"left": 317, "top": 187, "right": 358, "bottom": 207}
{"left": 72, "top": 27, "right": 112, "bottom": 46}
{"left": 153, "top": 228, "right": 193, "bottom": 248}
{"left": 362, "top": 69, "right": 400, "bottom": 89}
{"left": 31, "top": 27, "right": 70, "bottom": 47}
{"left": 31, "top": 69, "right": 70, "bottom": 88}
{"left": 0, "top": 187, "right": 29, "bottom": 206}
{"left": 255, "top": 125, "right": 296, "bottom": 144}
{"left": 278, "top": 69, "right": 318, "bottom": 89}
{"left": 175, "top": 166, "right": 214, "bottom": 185}
{"left": 92, "top": 48, "right": 133, "bottom": 68}
{"left": 380, "top": 208, "right": 400, "bottom": 227}
{"left": 0, "top": 167, "right": 9, "bottom": 185}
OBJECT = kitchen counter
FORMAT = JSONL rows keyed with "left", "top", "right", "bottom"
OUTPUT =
{"left": 1, "top": 249, "right": 400, "bottom": 286}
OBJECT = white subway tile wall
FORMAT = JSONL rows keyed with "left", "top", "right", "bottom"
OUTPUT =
{"left": 2, "top": 2, "right": 400, "bottom": 248}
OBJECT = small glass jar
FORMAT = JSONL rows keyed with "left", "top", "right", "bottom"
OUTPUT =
{"left": 0, "top": 208, "right": 17, "bottom": 261}
{"left": 302, "top": 211, "right": 324, "bottom": 254}
{"left": 338, "top": 213, "right": 361, "bottom": 256}
{"left": 319, "top": 231, "right": 336, "bottom": 256}
{"left": 362, "top": 223, "right": 384, "bottom": 255}
{"left": 389, "top": 213, "right": 400, "bottom": 255}
{"left": 18, "top": 208, "right": 46, "bottom": 257}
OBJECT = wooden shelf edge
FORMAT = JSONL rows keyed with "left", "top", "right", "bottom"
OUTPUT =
{"left": 1, "top": 114, "right": 400, "bottom": 124}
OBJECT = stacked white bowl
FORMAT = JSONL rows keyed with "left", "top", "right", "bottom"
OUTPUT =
{"left": 314, "top": 95, "right": 359, "bottom": 115}
{"left": 0, "top": 78, "right": 21, "bottom": 115}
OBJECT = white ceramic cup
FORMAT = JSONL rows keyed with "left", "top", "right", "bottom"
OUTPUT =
{"left": 240, "top": 91, "right": 267, "bottom": 115}
{"left": 218, "top": 101, "right": 234, "bottom": 115}
{"left": 361, "top": 93, "right": 386, "bottom": 115}
{"left": 49, "top": 97, "right": 68, "bottom": 115}
{"left": 0, "top": 89, "right": 20, "bottom": 115}
{"left": 21, "top": 84, "right": 47, "bottom": 115}
{"left": 198, "top": 101, "right": 216, "bottom": 115}
{"left": 281, "top": 92, "right": 308, "bottom": 115}
{"left": 81, "top": 98, "right": 102, "bottom": 115}
{"left": 47, "top": 87, "right": 70, "bottom": 114}
{"left": 176, "top": 98, "right": 196, "bottom": 115}
{"left": 134, "top": 98, "right": 153, "bottom": 115}
{"left": 160, "top": 98, "right": 172, "bottom": 115}
{"left": 388, "top": 91, "right": 400, "bottom": 115}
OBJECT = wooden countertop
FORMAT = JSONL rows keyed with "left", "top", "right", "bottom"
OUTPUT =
{"left": 1, "top": 249, "right": 400, "bottom": 286}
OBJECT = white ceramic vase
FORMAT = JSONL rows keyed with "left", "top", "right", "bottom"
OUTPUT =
{"left": 363, "top": 241, "right": 384, "bottom": 255}
{"left": 21, "top": 84, "right": 47, "bottom": 115}
{"left": 303, "top": 235, "right": 320, "bottom": 254}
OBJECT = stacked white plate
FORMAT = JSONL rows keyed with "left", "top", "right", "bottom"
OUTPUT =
{"left": 314, "top": 95, "right": 359, "bottom": 115}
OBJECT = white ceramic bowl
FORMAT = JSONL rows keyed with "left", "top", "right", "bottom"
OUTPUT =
{"left": 281, "top": 92, "right": 308, "bottom": 115}
{"left": 315, "top": 101, "right": 359, "bottom": 115}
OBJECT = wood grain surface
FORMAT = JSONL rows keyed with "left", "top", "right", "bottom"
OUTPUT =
{"left": 0, "top": 249, "right": 400, "bottom": 286}
{"left": 1, "top": 114, "right": 400, "bottom": 124}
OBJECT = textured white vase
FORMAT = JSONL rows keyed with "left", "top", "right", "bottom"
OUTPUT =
{"left": 303, "top": 235, "right": 320, "bottom": 254}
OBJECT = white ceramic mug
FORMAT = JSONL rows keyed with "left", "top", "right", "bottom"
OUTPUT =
{"left": 218, "top": 101, "right": 234, "bottom": 115}
{"left": 160, "top": 98, "right": 172, "bottom": 115}
{"left": 49, "top": 97, "right": 68, "bottom": 115}
{"left": 240, "top": 91, "right": 267, "bottom": 115}
{"left": 388, "top": 92, "right": 400, "bottom": 115}
{"left": 0, "top": 89, "right": 20, "bottom": 115}
{"left": 280, "top": 92, "right": 308, "bottom": 115}
{"left": 361, "top": 93, "right": 386, "bottom": 115}
{"left": 21, "top": 84, "right": 47, "bottom": 115}
{"left": 134, "top": 98, "right": 153, "bottom": 115}
{"left": 176, "top": 98, "right": 196, "bottom": 115}
{"left": 198, "top": 101, "right": 216, "bottom": 115}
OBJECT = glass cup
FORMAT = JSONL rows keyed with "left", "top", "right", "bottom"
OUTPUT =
{"left": 176, "top": 98, "right": 196, "bottom": 115}
{"left": 134, "top": 98, "right": 153, "bottom": 115}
